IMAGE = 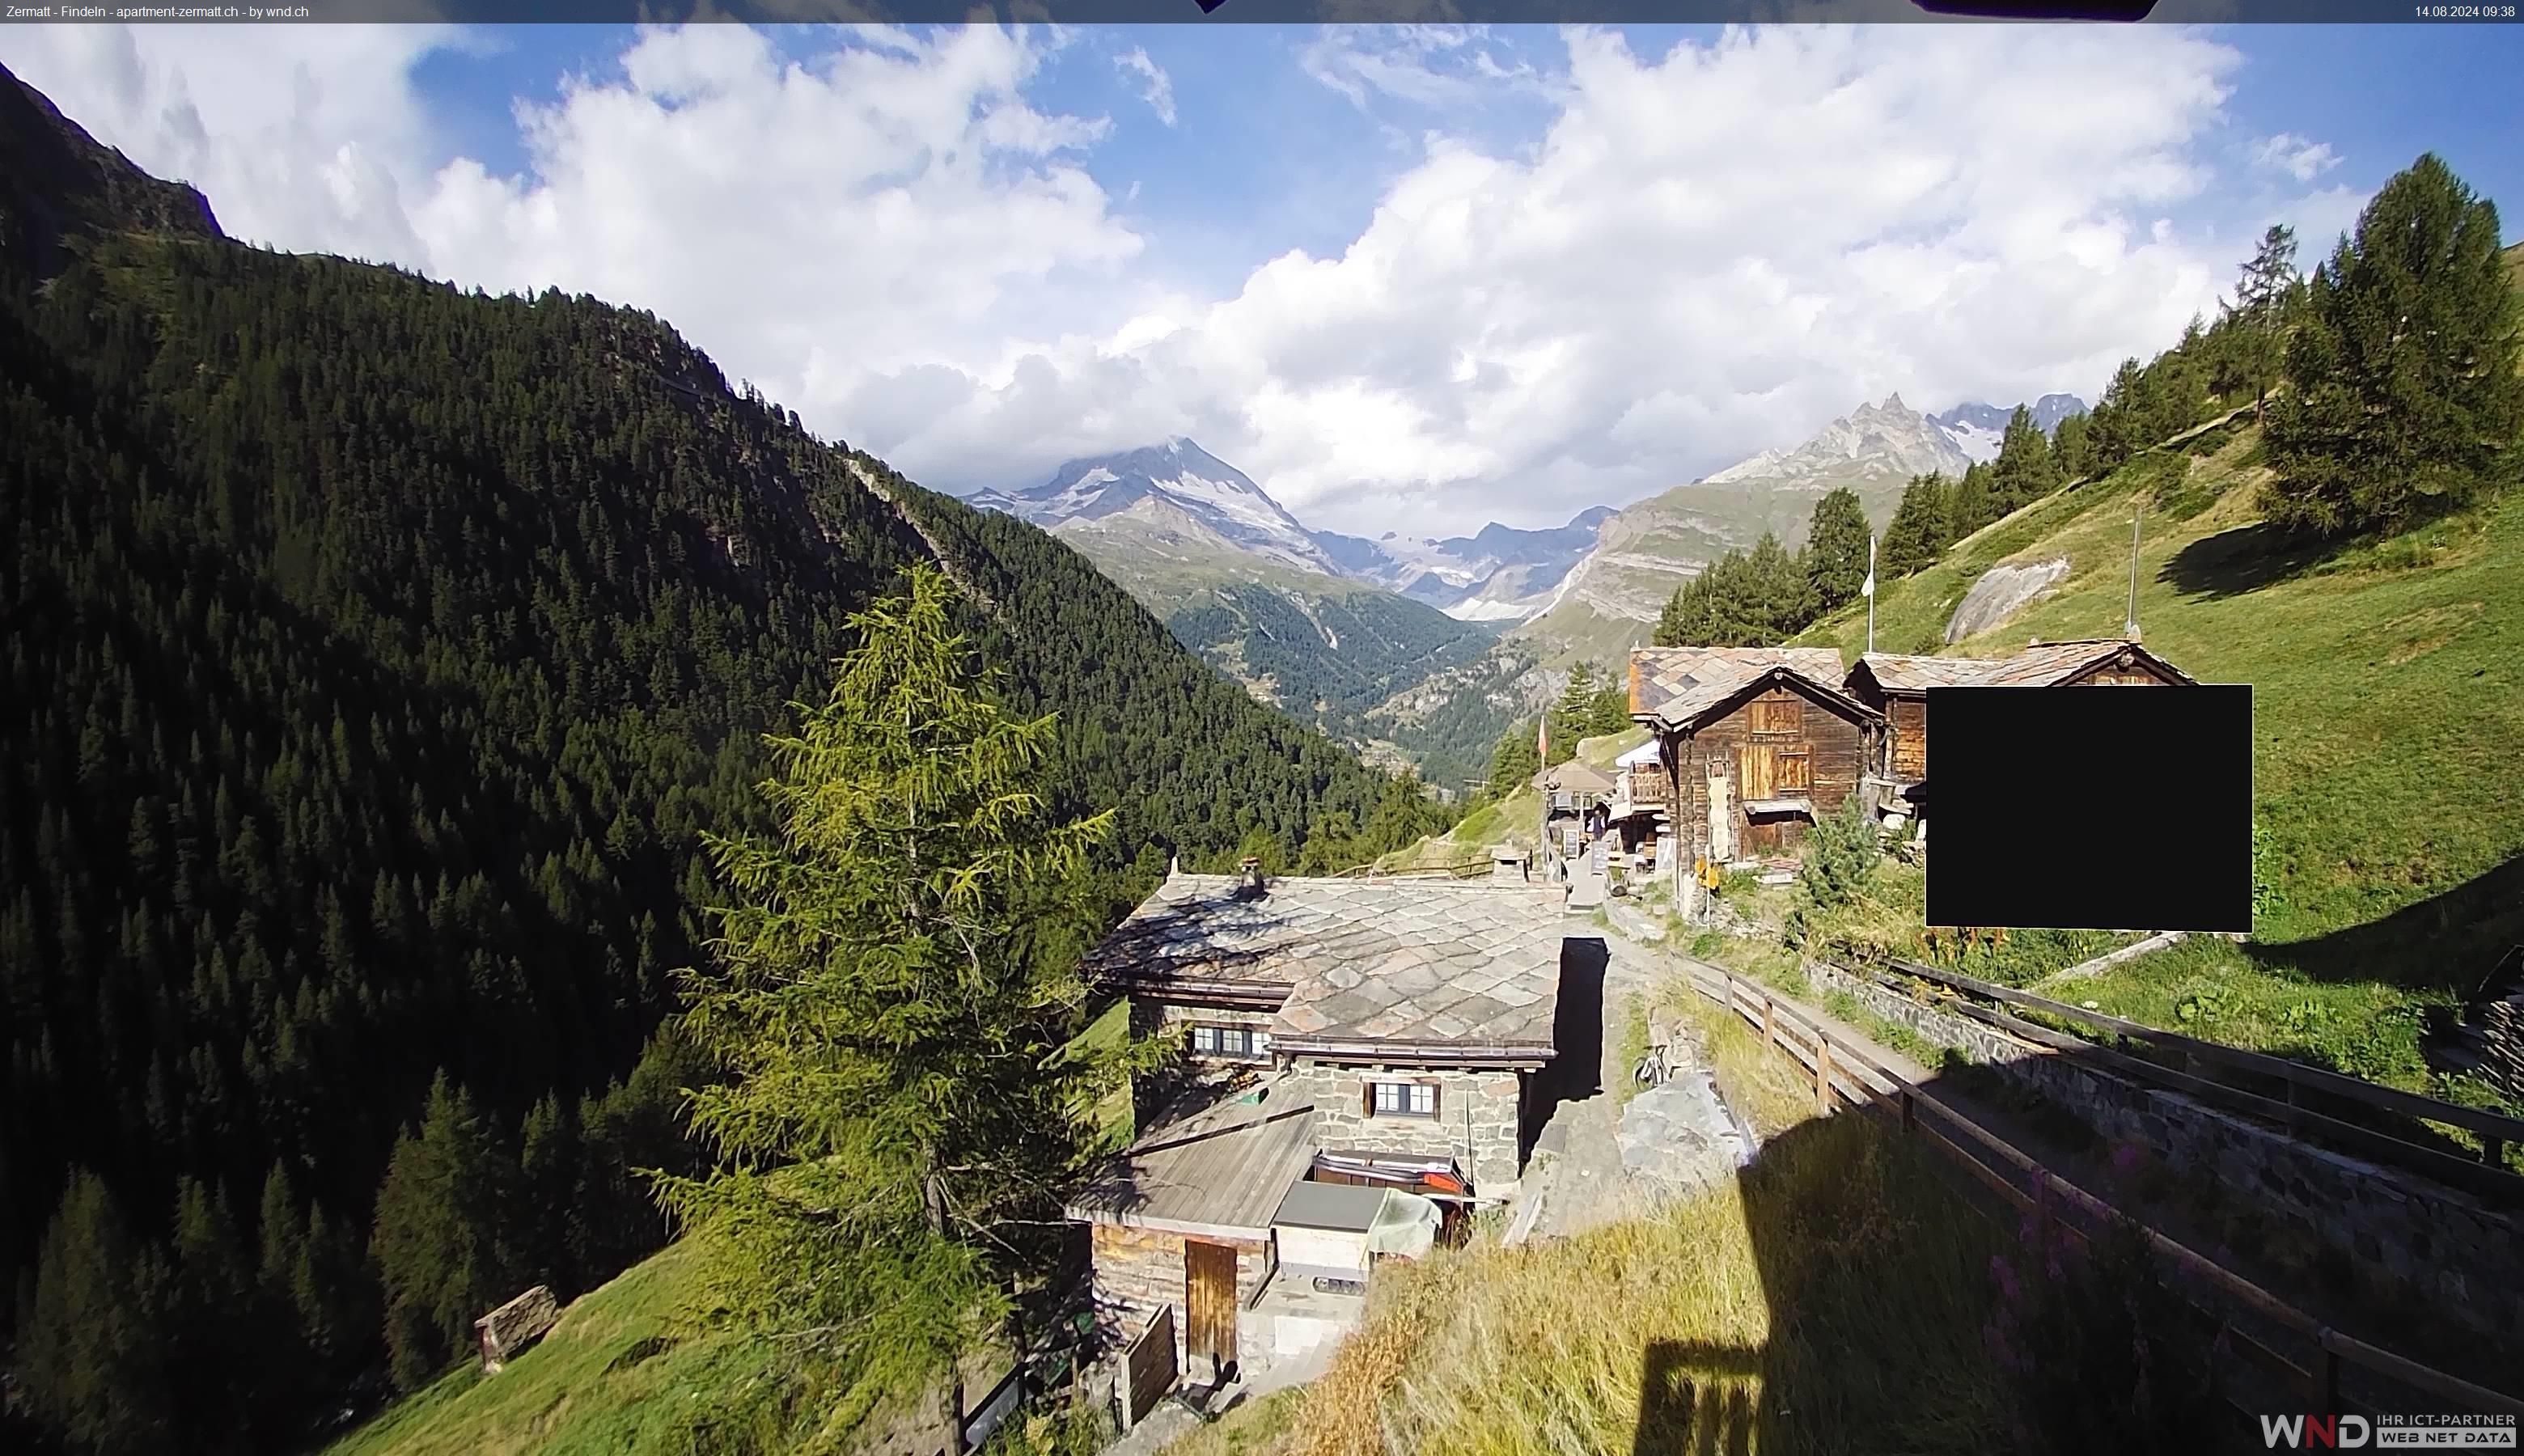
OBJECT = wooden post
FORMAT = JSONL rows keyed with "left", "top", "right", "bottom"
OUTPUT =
{"left": 1816, "top": 1035, "right": 1834, "bottom": 1112}
{"left": 1763, "top": 996, "right": 1777, "bottom": 1049}
{"left": 2310, "top": 1331, "right": 2340, "bottom": 1410}
{"left": 1902, "top": 1089, "right": 1917, "bottom": 1135}
{"left": 2484, "top": 1135, "right": 2505, "bottom": 1170}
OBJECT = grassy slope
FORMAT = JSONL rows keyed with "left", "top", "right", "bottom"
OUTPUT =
{"left": 321, "top": 1244, "right": 771, "bottom": 1456}
{"left": 1793, "top": 414, "right": 2524, "bottom": 1098}
{"left": 1253, "top": 993, "right": 2008, "bottom": 1456}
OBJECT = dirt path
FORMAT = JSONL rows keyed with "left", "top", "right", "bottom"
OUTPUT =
{"left": 1518, "top": 929, "right": 1668, "bottom": 1240}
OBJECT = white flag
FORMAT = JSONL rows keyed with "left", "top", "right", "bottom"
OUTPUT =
{"left": 1861, "top": 534, "right": 1877, "bottom": 599}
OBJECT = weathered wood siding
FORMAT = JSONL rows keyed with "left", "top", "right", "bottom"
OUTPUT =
{"left": 1671, "top": 684, "right": 1873, "bottom": 857}
{"left": 1089, "top": 1223, "right": 1272, "bottom": 1373}
{"left": 1887, "top": 696, "right": 1927, "bottom": 781}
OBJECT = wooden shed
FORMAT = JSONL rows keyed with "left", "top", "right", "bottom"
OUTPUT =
{"left": 473, "top": 1285, "right": 559, "bottom": 1374}
{"left": 1628, "top": 648, "right": 1882, "bottom": 861}
{"left": 1063, "top": 1091, "right": 1318, "bottom": 1382}
{"left": 1845, "top": 639, "right": 2199, "bottom": 789}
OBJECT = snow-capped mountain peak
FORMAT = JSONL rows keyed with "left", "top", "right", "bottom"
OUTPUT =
{"left": 977, "top": 439, "right": 1344, "bottom": 577}
{"left": 1929, "top": 394, "right": 2090, "bottom": 464}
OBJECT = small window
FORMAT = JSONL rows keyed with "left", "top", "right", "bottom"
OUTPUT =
{"left": 1366, "top": 1081, "right": 1438, "bottom": 1120}
{"left": 1188, "top": 1024, "right": 1261, "bottom": 1060}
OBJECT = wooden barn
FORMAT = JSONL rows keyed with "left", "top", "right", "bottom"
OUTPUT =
{"left": 1844, "top": 638, "right": 2199, "bottom": 790}
{"left": 1627, "top": 647, "right": 1882, "bottom": 866}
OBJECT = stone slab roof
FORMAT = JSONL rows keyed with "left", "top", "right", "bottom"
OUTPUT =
{"left": 1065, "top": 1084, "right": 1318, "bottom": 1237}
{"left": 1853, "top": 651, "right": 1996, "bottom": 693}
{"left": 1855, "top": 640, "right": 2196, "bottom": 692}
{"left": 1082, "top": 874, "right": 1567, "bottom": 1055}
{"left": 1533, "top": 760, "right": 1615, "bottom": 794}
{"left": 1628, "top": 646, "right": 1859, "bottom": 730}
{"left": 1971, "top": 639, "right": 2196, "bottom": 687}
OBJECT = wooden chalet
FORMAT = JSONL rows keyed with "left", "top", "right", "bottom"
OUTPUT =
{"left": 1844, "top": 638, "right": 2199, "bottom": 791}
{"left": 1626, "top": 648, "right": 1882, "bottom": 870}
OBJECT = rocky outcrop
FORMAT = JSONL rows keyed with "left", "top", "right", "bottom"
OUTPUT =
{"left": 1943, "top": 557, "right": 2070, "bottom": 644}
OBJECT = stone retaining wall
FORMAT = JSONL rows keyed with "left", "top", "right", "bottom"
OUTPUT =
{"left": 1801, "top": 959, "right": 2521, "bottom": 1346}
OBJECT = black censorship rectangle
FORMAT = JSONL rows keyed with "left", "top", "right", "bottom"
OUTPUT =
{"left": 1924, "top": 682, "right": 2251, "bottom": 933}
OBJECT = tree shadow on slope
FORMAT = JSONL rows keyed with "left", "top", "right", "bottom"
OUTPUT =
{"left": 2247, "top": 849, "right": 2524, "bottom": 1002}
{"left": 1629, "top": 1060, "right": 2255, "bottom": 1456}
{"left": 2156, "top": 520, "right": 2340, "bottom": 600}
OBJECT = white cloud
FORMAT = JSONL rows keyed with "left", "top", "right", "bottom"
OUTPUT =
{"left": 1112, "top": 45, "right": 1175, "bottom": 127}
{"left": 2251, "top": 132, "right": 2342, "bottom": 184}
{"left": 5, "top": 22, "right": 2302, "bottom": 538}
{"left": 0, "top": 23, "right": 464, "bottom": 265}
{"left": 895, "top": 24, "right": 2259, "bottom": 532}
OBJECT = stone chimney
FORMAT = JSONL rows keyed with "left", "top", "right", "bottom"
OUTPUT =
{"left": 1237, "top": 856, "right": 1266, "bottom": 896}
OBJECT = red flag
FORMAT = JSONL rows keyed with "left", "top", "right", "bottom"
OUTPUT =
{"left": 1536, "top": 714, "right": 1548, "bottom": 765}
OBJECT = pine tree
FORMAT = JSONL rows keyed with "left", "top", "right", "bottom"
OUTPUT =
{"left": 2263, "top": 154, "right": 2524, "bottom": 536}
{"left": 17, "top": 1171, "right": 176, "bottom": 1455}
{"left": 1946, "top": 462, "right": 1997, "bottom": 541}
{"left": 1989, "top": 404, "right": 2060, "bottom": 514}
{"left": 370, "top": 1073, "right": 525, "bottom": 1390}
{"left": 1879, "top": 473, "right": 1952, "bottom": 578}
{"left": 2220, "top": 224, "right": 2302, "bottom": 421}
{"left": 2050, "top": 413, "right": 2094, "bottom": 481}
{"left": 1802, "top": 488, "right": 1871, "bottom": 614}
{"left": 2089, "top": 358, "right": 2149, "bottom": 469}
{"left": 1654, "top": 569, "right": 1717, "bottom": 648}
{"left": 167, "top": 1177, "right": 255, "bottom": 1444}
{"left": 1741, "top": 532, "right": 1816, "bottom": 643}
{"left": 652, "top": 564, "right": 1147, "bottom": 1420}
{"left": 1549, "top": 662, "right": 1607, "bottom": 751}
{"left": 1484, "top": 717, "right": 1541, "bottom": 796}
{"left": 515, "top": 1095, "right": 577, "bottom": 1295}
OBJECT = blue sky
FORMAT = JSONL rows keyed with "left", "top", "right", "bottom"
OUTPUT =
{"left": 406, "top": 23, "right": 2524, "bottom": 272}
{"left": 5, "top": 22, "right": 2519, "bottom": 535}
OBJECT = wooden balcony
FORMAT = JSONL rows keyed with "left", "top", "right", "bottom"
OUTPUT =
{"left": 1610, "top": 768, "right": 1671, "bottom": 814}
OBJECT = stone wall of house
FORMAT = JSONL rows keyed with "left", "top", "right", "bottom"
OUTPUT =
{"left": 1802, "top": 959, "right": 2522, "bottom": 1345}
{"left": 1088, "top": 1223, "right": 1273, "bottom": 1373}
{"left": 1148, "top": 1001, "right": 1279, "bottom": 1067}
{"left": 1282, "top": 1060, "right": 1526, "bottom": 1195}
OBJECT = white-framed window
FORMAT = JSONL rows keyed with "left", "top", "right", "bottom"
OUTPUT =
{"left": 1366, "top": 1080, "right": 1439, "bottom": 1120}
{"left": 1188, "top": 1023, "right": 1262, "bottom": 1060}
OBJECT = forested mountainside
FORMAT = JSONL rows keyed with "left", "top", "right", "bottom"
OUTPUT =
{"left": 0, "top": 66, "right": 1442, "bottom": 1454}
{"left": 1165, "top": 583, "right": 1499, "bottom": 760}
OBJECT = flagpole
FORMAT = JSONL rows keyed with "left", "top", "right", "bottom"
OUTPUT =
{"left": 2125, "top": 501, "right": 2143, "bottom": 641}
{"left": 1865, "top": 533, "right": 1877, "bottom": 655}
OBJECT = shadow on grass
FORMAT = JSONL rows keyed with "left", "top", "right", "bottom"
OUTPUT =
{"left": 2245, "top": 850, "right": 2524, "bottom": 1000}
{"left": 1619, "top": 1036, "right": 2518, "bottom": 1455}
{"left": 2156, "top": 520, "right": 2338, "bottom": 600}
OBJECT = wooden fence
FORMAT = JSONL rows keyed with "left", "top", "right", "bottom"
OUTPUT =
{"left": 1859, "top": 954, "right": 2524, "bottom": 1200}
{"left": 1683, "top": 963, "right": 2524, "bottom": 1420}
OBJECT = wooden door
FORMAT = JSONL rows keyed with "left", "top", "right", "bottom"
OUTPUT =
{"left": 1183, "top": 1239, "right": 1238, "bottom": 1373}
{"left": 1739, "top": 745, "right": 1777, "bottom": 801}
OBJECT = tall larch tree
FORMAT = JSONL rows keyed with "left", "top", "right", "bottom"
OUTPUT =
{"left": 1802, "top": 488, "right": 1872, "bottom": 615}
{"left": 2264, "top": 154, "right": 2524, "bottom": 536}
{"left": 654, "top": 563, "right": 1150, "bottom": 1440}
{"left": 2221, "top": 223, "right": 2302, "bottom": 421}
{"left": 1879, "top": 472, "right": 1952, "bottom": 578}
